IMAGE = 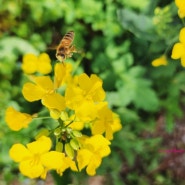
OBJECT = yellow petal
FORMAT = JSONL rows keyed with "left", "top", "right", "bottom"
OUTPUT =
{"left": 75, "top": 101, "right": 98, "bottom": 122}
{"left": 38, "top": 62, "right": 52, "bottom": 75}
{"left": 90, "top": 74, "right": 105, "bottom": 101}
{"left": 54, "top": 63, "right": 66, "bottom": 88}
{"left": 92, "top": 120, "right": 105, "bottom": 135}
{"left": 180, "top": 27, "right": 185, "bottom": 43}
{"left": 85, "top": 135, "right": 111, "bottom": 156}
{"left": 86, "top": 155, "right": 101, "bottom": 176}
{"left": 5, "top": 107, "right": 33, "bottom": 131}
{"left": 175, "top": 0, "right": 185, "bottom": 18}
{"left": 22, "top": 82, "right": 46, "bottom": 102}
{"left": 42, "top": 93, "right": 66, "bottom": 111}
{"left": 9, "top": 143, "right": 32, "bottom": 162}
{"left": 19, "top": 160, "right": 44, "bottom": 179}
{"left": 26, "top": 136, "right": 52, "bottom": 154}
{"left": 65, "top": 85, "right": 84, "bottom": 109}
{"left": 39, "top": 53, "right": 51, "bottom": 63}
{"left": 22, "top": 53, "right": 37, "bottom": 74}
{"left": 151, "top": 55, "right": 168, "bottom": 67}
{"left": 33, "top": 76, "right": 54, "bottom": 91}
{"left": 37, "top": 53, "right": 52, "bottom": 74}
{"left": 181, "top": 54, "right": 185, "bottom": 67}
{"left": 112, "top": 113, "right": 122, "bottom": 133}
{"left": 78, "top": 73, "right": 91, "bottom": 91}
{"left": 41, "top": 151, "right": 67, "bottom": 170}
{"left": 77, "top": 149, "right": 92, "bottom": 170}
{"left": 171, "top": 43, "right": 185, "bottom": 59}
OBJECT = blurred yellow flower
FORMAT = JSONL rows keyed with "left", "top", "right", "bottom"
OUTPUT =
{"left": 151, "top": 55, "right": 168, "bottom": 67}
{"left": 175, "top": 0, "right": 185, "bottom": 18}
{"left": 22, "top": 53, "right": 52, "bottom": 75}
{"left": 22, "top": 76, "right": 55, "bottom": 102}
{"left": 171, "top": 27, "right": 185, "bottom": 67}
{"left": 5, "top": 107, "right": 33, "bottom": 131}
{"left": 77, "top": 135, "right": 110, "bottom": 176}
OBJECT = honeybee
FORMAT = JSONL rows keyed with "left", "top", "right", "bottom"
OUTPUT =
{"left": 55, "top": 31, "right": 77, "bottom": 63}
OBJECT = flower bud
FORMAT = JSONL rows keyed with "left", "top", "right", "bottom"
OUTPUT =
{"left": 65, "top": 143, "right": 74, "bottom": 159}
{"left": 70, "top": 138, "right": 80, "bottom": 150}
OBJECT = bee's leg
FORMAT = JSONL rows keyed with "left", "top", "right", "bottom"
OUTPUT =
{"left": 70, "top": 45, "right": 77, "bottom": 53}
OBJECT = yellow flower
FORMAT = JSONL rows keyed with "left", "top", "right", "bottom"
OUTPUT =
{"left": 91, "top": 104, "right": 114, "bottom": 140}
{"left": 175, "top": 0, "right": 185, "bottom": 18}
{"left": 78, "top": 73, "right": 105, "bottom": 102}
{"left": 151, "top": 55, "right": 168, "bottom": 67}
{"left": 5, "top": 107, "right": 33, "bottom": 131}
{"left": 22, "top": 76, "right": 55, "bottom": 102}
{"left": 9, "top": 136, "right": 52, "bottom": 179}
{"left": 65, "top": 73, "right": 105, "bottom": 110}
{"left": 22, "top": 53, "right": 52, "bottom": 75}
{"left": 77, "top": 135, "right": 111, "bottom": 176}
{"left": 75, "top": 101, "right": 99, "bottom": 122}
{"left": 171, "top": 27, "right": 185, "bottom": 67}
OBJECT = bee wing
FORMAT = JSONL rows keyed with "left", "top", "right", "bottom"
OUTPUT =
{"left": 48, "top": 29, "right": 62, "bottom": 50}
{"left": 47, "top": 45, "right": 58, "bottom": 50}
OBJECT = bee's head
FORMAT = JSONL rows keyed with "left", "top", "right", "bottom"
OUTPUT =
{"left": 56, "top": 53, "right": 66, "bottom": 62}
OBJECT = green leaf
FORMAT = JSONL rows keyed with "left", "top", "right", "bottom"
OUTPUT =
{"left": 117, "top": 8, "right": 156, "bottom": 41}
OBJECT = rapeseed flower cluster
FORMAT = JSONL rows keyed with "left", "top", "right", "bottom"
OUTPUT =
{"left": 5, "top": 53, "right": 122, "bottom": 179}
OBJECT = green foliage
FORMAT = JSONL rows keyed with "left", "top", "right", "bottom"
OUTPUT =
{"left": 0, "top": 0, "right": 185, "bottom": 184}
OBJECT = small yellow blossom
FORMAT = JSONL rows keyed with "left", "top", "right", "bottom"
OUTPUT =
{"left": 151, "top": 55, "right": 168, "bottom": 67}
{"left": 5, "top": 107, "right": 33, "bottom": 131}
{"left": 91, "top": 104, "right": 114, "bottom": 140}
{"left": 175, "top": 0, "right": 185, "bottom": 18}
{"left": 65, "top": 73, "right": 105, "bottom": 110}
{"left": 9, "top": 136, "right": 52, "bottom": 179}
{"left": 22, "top": 76, "right": 55, "bottom": 102}
{"left": 22, "top": 53, "right": 52, "bottom": 75}
{"left": 77, "top": 135, "right": 111, "bottom": 176}
{"left": 75, "top": 101, "right": 99, "bottom": 122}
{"left": 78, "top": 73, "right": 105, "bottom": 102}
{"left": 171, "top": 27, "right": 185, "bottom": 67}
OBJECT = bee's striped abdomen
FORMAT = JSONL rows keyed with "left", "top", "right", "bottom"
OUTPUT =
{"left": 60, "top": 31, "right": 74, "bottom": 47}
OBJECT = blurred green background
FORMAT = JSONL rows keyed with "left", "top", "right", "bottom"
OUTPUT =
{"left": 1, "top": 0, "right": 185, "bottom": 184}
